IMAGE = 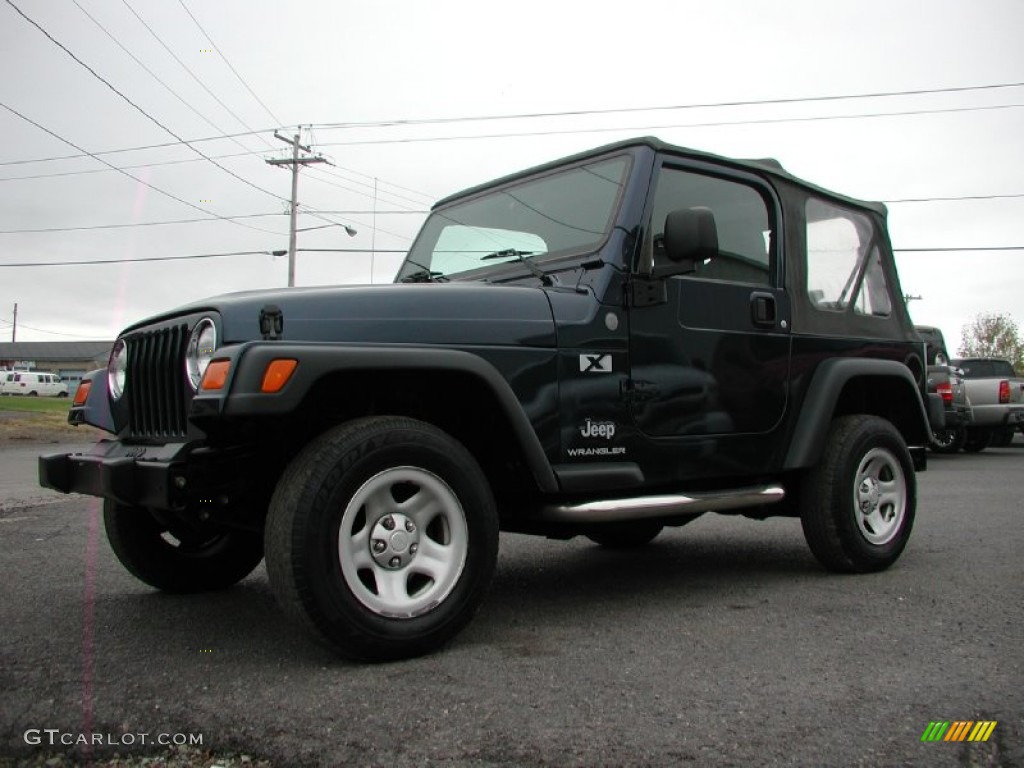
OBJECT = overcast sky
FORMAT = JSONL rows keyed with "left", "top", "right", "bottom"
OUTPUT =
{"left": 1, "top": 0, "right": 1022, "bottom": 351}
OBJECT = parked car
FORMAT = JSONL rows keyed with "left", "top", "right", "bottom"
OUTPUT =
{"left": 926, "top": 364, "right": 972, "bottom": 453}
{"left": 915, "top": 325, "right": 950, "bottom": 365}
{"left": 0, "top": 371, "right": 69, "bottom": 397}
{"left": 949, "top": 357, "right": 1024, "bottom": 450}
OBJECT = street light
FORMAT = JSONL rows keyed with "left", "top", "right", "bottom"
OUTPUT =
{"left": 278, "top": 223, "right": 358, "bottom": 285}
{"left": 295, "top": 223, "right": 358, "bottom": 236}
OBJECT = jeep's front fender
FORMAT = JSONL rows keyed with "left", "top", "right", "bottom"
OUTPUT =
{"left": 783, "top": 358, "right": 932, "bottom": 470}
{"left": 190, "top": 342, "right": 559, "bottom": 493}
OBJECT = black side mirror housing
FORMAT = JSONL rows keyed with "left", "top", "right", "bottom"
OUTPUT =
{"left": 656, "top": 207, "right": 719, "bottom": 277}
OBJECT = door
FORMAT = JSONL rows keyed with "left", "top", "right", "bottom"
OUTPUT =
{"left": 629, "top": 161, "right": 791, "bottom": 439}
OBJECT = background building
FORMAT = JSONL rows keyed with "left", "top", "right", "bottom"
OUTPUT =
{"left": 0, "top": 341, "right": 113, "bottom": 391}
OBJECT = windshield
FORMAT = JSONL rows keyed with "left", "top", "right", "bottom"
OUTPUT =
{"left": 396, "top": 154, "right": 630, "bottom": 281}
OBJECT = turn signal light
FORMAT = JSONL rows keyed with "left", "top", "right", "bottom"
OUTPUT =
{"left": 998, "top": 380, "right": 1010, "bottom": 404}
{"left": 261, "top": 359, "right": 298, "bottom": 393}
{"left": 72, "top": 380, "right": 92, "bottom": 406}
{"left": 200, "top": 360, "right": 231, "bottom": 391}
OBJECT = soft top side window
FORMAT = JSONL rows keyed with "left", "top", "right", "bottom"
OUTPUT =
{"left": 806, "top": 198, "right": 891, "bottom": 317}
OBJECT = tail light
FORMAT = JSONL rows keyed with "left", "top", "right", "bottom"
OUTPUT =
{"left": 936, "top": 381, "right": 953, "bottom": 404}
{"left": 999, "top": 380, "right": 1010, "bottom": 404}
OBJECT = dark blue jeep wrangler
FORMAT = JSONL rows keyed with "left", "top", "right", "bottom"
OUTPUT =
{"left": 40, "top": 138, "right": 940, "bottom": 661}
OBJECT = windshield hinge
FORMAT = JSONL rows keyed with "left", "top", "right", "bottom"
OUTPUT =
{"left": 628, "top": 277, "right": 667, "bottom": 307}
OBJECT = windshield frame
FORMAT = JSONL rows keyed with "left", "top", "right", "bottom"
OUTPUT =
{"left": 396, "top": 150, "right": 635, "bottom": 283}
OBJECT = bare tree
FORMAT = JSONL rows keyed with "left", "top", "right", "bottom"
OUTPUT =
{"left": 959, "top": 313, "right": 1024, "bottom": 371}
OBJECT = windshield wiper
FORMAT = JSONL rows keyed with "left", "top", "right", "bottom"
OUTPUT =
{"left": 399, "top": 259, "right": 448, "bottom": 283}
{"left": 481, "top": 249, "right": 556, "bottom": 286}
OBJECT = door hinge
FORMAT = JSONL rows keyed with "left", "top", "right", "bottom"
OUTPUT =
{"left": 621, "top": 378, "right": 657, "bottom": 403}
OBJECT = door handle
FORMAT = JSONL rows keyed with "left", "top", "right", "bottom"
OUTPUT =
{"left": 751, "top": 292, "right": 776, "bottom": 327}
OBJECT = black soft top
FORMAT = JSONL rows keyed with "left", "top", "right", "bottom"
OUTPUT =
{"left": 433, "top": 136, "right": 888, "bottom": 217}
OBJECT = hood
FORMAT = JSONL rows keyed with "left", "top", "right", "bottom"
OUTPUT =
{"left": 128, "top": 283, "right": 557, "bottom": 348}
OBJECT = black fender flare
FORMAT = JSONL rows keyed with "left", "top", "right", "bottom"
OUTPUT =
{"left": 191, "top": 342, "right": 559, "bottom": 493}
{"left": 783, "top": 358, "right": 931, "bottom": 470}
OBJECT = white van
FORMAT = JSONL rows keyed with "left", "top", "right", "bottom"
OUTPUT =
{"left": 0, "top": 371, "right": 69, "bottom": 397}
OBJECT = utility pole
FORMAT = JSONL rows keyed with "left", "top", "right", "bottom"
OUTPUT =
{"left": 266, "top": 131, "right": 326, "bottom": 287}
{"left": 11, "top": 303, "right": 16, "bottom": 343}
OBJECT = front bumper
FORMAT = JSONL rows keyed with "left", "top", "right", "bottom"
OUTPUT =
{"left": 39, "top": 440, "right": 192, "bottom": 509}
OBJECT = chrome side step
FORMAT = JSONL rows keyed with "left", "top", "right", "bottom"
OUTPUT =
{"left": 540, "top": 484, "right": 785, "bottom": 523}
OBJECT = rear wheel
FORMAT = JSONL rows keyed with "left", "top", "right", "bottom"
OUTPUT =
{"left": 800, "top": 415, "right": 915, "bottom": 573}
{"left": 265, "top": 416, "right": 498, "bottom": 662}
{"left": 962, "top": 428, "right": 991, "bottom": 453}
{"left": 989, "top": 428, "right": 1015, "bottom": 448}
{"left": 931, "top": 426, "right": 965, "bottom": 454}
{"left": 104, "top": 502, "right": 264, "bottom": 593}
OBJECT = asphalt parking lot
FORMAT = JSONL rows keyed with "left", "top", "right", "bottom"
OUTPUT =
{"left": 1, "top": 439, "right": 1022, "bottom": 767}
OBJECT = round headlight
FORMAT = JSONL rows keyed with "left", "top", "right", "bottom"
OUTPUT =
{"left": 186, "top": 318, "right": 218, "bottom": 391}
{"left": 108, "top": 338, "right": 128, "bottom": 400}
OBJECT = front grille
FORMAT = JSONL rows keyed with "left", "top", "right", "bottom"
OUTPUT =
{"left": 126, "top": 324, "right": 190, "bottom": 438}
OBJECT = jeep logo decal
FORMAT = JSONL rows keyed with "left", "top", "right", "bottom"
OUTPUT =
{"left": 580, "top": 419, "right": 615, "bottom": 439}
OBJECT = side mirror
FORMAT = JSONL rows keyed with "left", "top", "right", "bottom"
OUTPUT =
{"left": 658, "top": 207, "right": 719, "bottom": 276}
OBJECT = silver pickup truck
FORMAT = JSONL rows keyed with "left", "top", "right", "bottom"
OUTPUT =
{"left": 950, "top": 357, "right": 1024, "bottom": 450}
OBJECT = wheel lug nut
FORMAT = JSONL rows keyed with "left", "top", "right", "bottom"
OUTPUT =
{"left": 381, "top": 516, "right": 395, "bottom": 530}
{"left": 389, "top": 556, "right": 402, "bottom": 568}
{"left": 405, "top": 520, "right": 415, "bottom": 533}
{"left": 409, "top": 543, "right": 418, "bottom": 555}
{"left": 372, "top": 539, "right": 386, "bottom": 554}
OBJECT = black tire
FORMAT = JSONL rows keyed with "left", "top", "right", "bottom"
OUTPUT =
{"left": 800, "top": 415, "right": 916, "bottom": 573}
{"left": 931, "top": 426, "right": 965, "bottom": 454}
{"left": 989, "top": 428, "right": 1015, "bottom": 448}
{"left": 57, "top": 391, "right": 69, "bottom": 398}
{"left": 962, "top": 428, "right": 991, "bottom": 453}
{"left": 265, "top": 416, "right": 498, "bottom": 662}
{"left": 586, "top": 521, "right": 664, "bottom": 548}
{"left": 104, "top": 501, "right": 264, "bottom": 593}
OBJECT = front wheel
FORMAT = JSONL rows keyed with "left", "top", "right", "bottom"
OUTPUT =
{"left": 104, "top": 502, "right": 264, "bottom": 593}
{"left": 265, "top": 417, "right": 498, "bottom": 662}
{"left": 800, "top": 415, "right": 916, "bottom": 573}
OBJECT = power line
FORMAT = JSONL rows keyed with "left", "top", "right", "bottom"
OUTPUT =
{"left": 0, "top": 317, "right": 106, "bottom": 339}
{"left": 70, "top": 0, "right": 264, "bottom": 161}
{"left": 176, "top": 0, "right": 283, "bottom": 127}
{"left": 0, "top": 100, "right": 280, "bottom": 235}
{"left": 119, "top": 0, "right": 275, "bottom": 150}
{"left": 316, "top": 103, "right": 1024, "bottom": 148}
{"left": 312, "top": 81, "right": 1024, "bottom": 130}
{"left": 0, "top": 150, "right": 256, "bottom": 181}
{"left": 0, "top": 250, "right": 277, "bottom": 268}
{"left": 1, "top": 243, "right": 1018, "bottom": 268}
{"left": 893, "top": 246, "right": 1024, "bottom": 252}
{"left": 884, "top": 193, "right": 1024, "bottom": 202}
{"left": 4, "top": 0, "right": 288, "bottom": 205}
{"left": 305, "top": 210, "right": 428, "bottom": 215}
{"left": 0, "top": 213, "right": 285, "bottom": 234}
{"left": 313, "top": 162, "right": 437, "bottom": 203}
{"left": 5, "top": 79, "right": 1021, "bottom": 168}
{"left": 0, "top": 127, "right": 277, "bottom": 167}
